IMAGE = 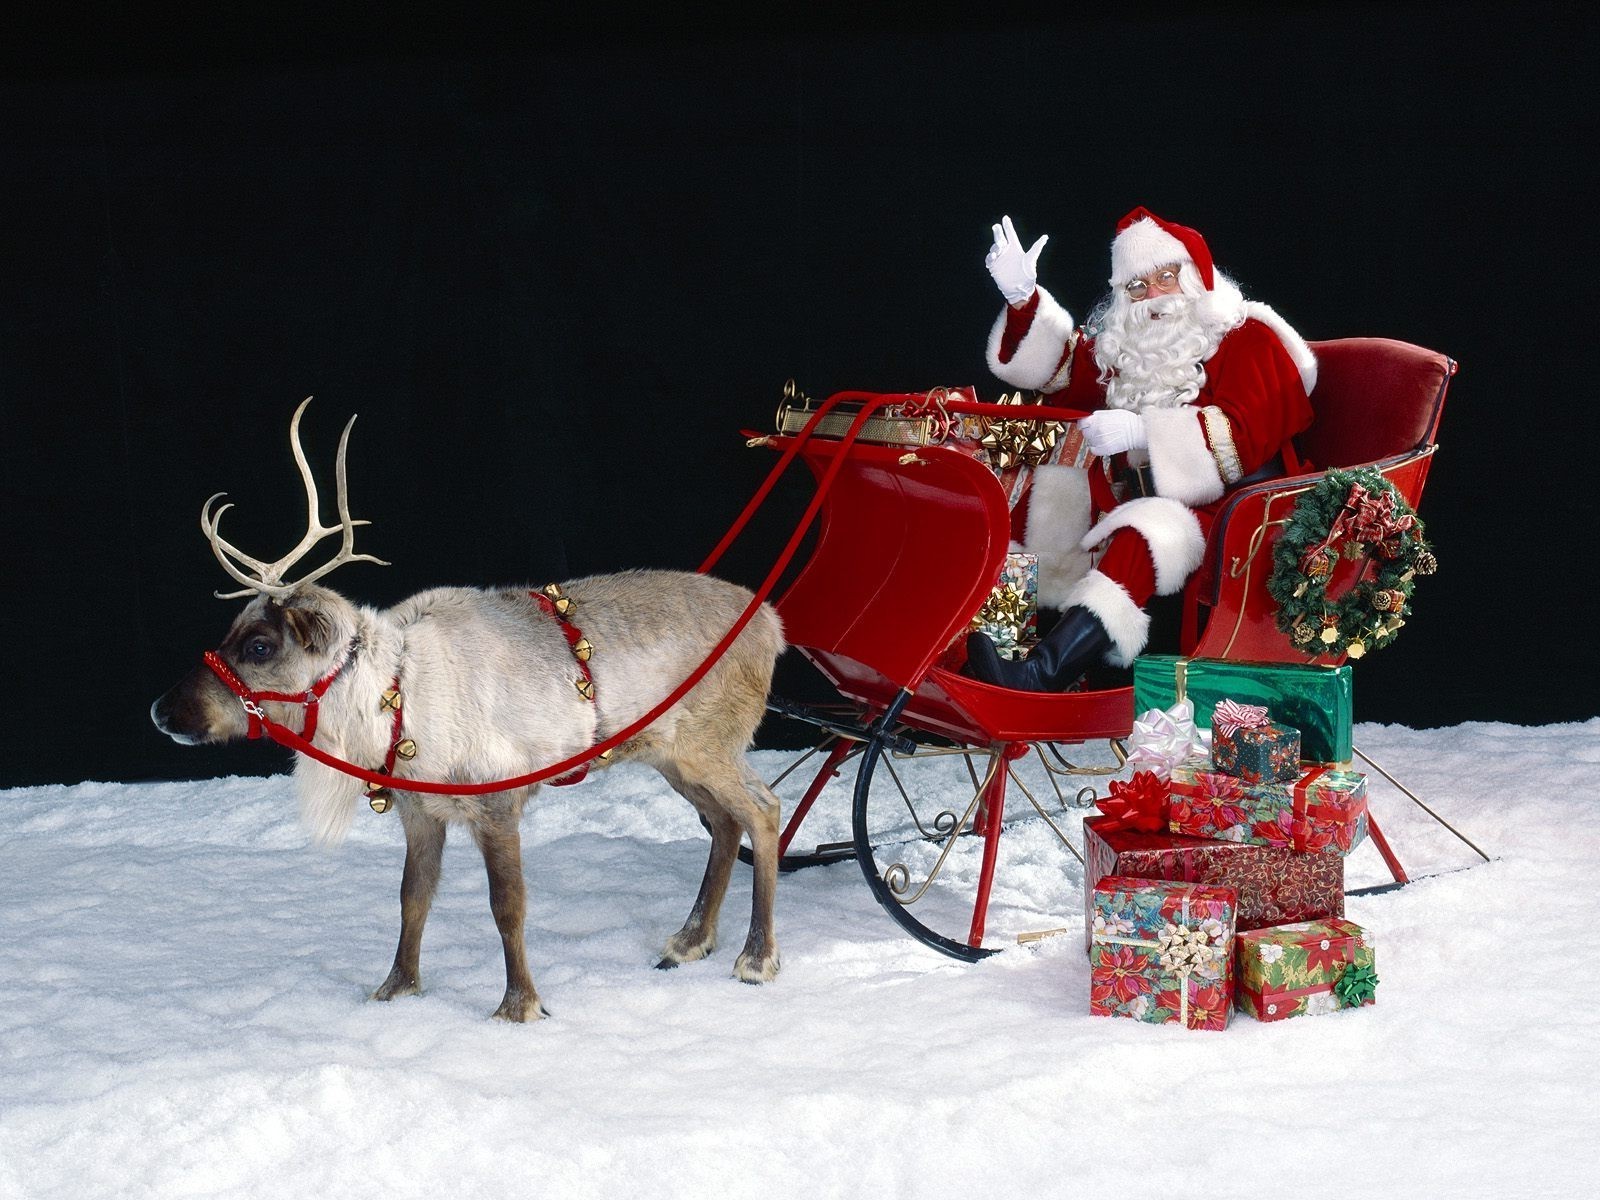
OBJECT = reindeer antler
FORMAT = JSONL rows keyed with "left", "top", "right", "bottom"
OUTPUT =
{"left": 202, "top": 397, "right": 391, "bottom": 600}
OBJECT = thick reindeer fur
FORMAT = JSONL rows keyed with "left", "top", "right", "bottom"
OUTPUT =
{"left": 153, "top": 568, "right": 786, "bottom": 1021}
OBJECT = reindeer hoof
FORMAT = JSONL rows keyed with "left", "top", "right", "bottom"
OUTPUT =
{"left": 371, "top": 971, "right": 422, "bottom": 1002}
{"left": 491, "top": 992, "right": 550, "bottom": 1023}
{"left": 733, "top": 949, "right": 781, "bottom": 984}
{"left": 660, "top": 929, "right": 716, "bottom": 967}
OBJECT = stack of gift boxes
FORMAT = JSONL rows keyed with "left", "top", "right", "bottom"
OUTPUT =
{"left": 1085, "top": 656, "right": 1380, "bottom": 1031}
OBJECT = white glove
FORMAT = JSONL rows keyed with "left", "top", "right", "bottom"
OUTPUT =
{"left": 985, "top": 215, "right": 1048, "bottom": 306}
{"left": 1078, "top": 409, "right": 1148, "bottom": 457}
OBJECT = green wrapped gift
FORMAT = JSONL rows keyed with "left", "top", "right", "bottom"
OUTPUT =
{"left": 1133, "top": 656, "right": 1353, "bottom": 765}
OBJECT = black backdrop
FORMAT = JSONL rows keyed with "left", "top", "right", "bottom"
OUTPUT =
{"left": 3, "top": 5, "right": 1595, "bottom": 788}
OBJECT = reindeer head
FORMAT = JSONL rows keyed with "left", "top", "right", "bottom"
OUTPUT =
{"left": 152, "top": 399, "right": 385, "bottom": 746}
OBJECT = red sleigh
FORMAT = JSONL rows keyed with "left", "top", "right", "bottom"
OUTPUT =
{"left": 756, "top": 338, "right": 1458, "bottom": 959}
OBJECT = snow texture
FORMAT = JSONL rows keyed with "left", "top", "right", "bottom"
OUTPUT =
{"left": 3, "top": 720, "right": 1598, "bottom": 1200}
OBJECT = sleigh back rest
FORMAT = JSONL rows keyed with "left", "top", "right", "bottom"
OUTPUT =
{"left": 1181, "top": 337, "right": 1454, "bottom": 664}
{"left": 1295, "top": 338, "right": 1454, "bottom": 469}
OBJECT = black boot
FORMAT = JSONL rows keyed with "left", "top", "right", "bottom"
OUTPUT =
{"left": 963, "top": 606, "right": 1114, "bottom": 692}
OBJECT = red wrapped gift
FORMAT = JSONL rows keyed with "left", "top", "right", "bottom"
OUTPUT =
{"left": 1083, "top": 814, "right": 1343, "bottom": 949}
{"left": 1166, "top": 765, "right": 1369, "bottom": 855}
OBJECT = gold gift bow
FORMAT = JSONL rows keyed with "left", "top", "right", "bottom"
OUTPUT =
{"left": 971, "top": 581, "right": 1030, "bottom": 632}
{"left": 1092, "top": 893, "right": 1223, "bottom": 1025}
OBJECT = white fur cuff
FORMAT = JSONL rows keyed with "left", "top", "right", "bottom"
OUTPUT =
{"left": 986, "top": 287, "right": 1077, "bottom": 392}
{"left": 1145, "top": 407, "right": 1226, "bottom": 506}
{"left": 1082, "top": 496, "right": 1206, "bottom": 596}
{"left": 1063, "top": 569, "right": 1150, "bottom": 667}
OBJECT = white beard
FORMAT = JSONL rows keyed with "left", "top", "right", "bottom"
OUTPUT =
{"left": 1092, "top": 276, "right": 1247, "bottom": 412}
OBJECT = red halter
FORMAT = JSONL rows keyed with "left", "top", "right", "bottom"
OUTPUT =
{"left": 203, "top": 641, "right": 356, "bottom": 741}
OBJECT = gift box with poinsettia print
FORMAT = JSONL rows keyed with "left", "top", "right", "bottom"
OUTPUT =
{"left": 1235, "top": 918, "right": 1378, "bottom": 1022}
{"left": 1083, "top": 815, "right": 1343, "bottom": 947}
{"left": 1089, "top": 876, "right": 1237, "bottom": 1031}
{"left": 1167, "top": 764, "right": 1369, "bottom": 855}
{"left": 1133, "top": 656, "right": 1353, "bottom": 765}
{"left": 1210, "top": 700, "right": 1301, "bottom": 785}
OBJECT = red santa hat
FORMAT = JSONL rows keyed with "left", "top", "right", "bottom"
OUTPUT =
{"left": 1110, "top": 207, "right": 1216, "bottom": 291}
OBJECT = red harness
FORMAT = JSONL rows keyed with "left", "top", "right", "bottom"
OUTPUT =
{"left": 202, "top": 641, "right": 355, "bottom": 741}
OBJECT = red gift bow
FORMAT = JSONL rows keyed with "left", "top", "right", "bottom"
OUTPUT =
{"left": 1096, "top": 770, "right": 1170, "bottom": 833}
{"left": 1213, "top": 699, "right": 1270, "bottom": 738}
{"left": 1298, "top": 481, "right": 1416, "bottom": 575}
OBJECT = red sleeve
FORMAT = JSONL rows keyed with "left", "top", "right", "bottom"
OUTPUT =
{"left": 996, "top": 292, "right": 1041, "bottom": 363}
{"left": 1197, "top": 319, "right": 1314, "bottom": 476}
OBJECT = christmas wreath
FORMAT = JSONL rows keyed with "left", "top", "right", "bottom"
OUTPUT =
{"left": 1267, "top": 467, "right": 1437, "bottom": 659}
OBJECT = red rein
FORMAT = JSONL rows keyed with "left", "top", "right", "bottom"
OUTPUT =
{"left": 200, "top": 392, "right": 915, "bottom": 797}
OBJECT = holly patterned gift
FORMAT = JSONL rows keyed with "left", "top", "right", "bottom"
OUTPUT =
{"left": 1209, "top": 699, "right": 1301, "bottom": 784}
{"left": 1083, "top": 815, "right": 1343, "bottom": 943}
{"left": 1167, "top": 764, "right": 1369, "bottom": 855}
{"left": 1235, "top": 918, "right": 1378, "bottom": 1022}
{"left": 1089, "top": 876, "right": 1237, "bottom": 1031}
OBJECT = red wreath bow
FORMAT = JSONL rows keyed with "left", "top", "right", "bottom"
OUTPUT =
{"left": 1292, "top": 480, "right": 1420, "bottom": 579}
{"left": 1096, "top": 770, "right": 1170, "bottom": 834}
{"left": 1301, "top": 482, "right": 1417, "bottom": 575}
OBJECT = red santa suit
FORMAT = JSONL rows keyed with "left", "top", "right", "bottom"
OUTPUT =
{"left": 983, "top": 212, "right": 1318, "bottom": 666}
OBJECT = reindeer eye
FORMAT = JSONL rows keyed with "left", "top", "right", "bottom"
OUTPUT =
{"left": 244, "top": 638, "right": 277, "bottom": 662}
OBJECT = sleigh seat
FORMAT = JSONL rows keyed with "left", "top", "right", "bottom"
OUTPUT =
{"left": 1181, "top": 337, "right": 1455, "bottom": 664}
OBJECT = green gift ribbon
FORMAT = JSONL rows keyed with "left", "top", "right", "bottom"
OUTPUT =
{"left": 1333, "top": 961, "right": 1379, "bottom": 1007}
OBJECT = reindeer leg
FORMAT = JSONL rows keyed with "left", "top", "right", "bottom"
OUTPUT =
{"left": 655, "top": 777, "right": 740, "bottom": 969}
{"left": 472, "top": 810, "right": 548, "bottom": 1023}
{"left": 372, "top": 803, "right": 445, "bottom": 1002}
{"left": 729, "top": 762, "right": 782, "bottom": 984}
{"left": 658, "top": 764, "right": 781, "bottom": 981}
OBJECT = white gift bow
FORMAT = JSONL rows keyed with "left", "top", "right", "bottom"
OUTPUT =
{"left": 1125, "top": 699, "right": 1208, "bottom": 778}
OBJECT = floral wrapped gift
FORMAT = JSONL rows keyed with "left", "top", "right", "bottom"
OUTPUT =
{"left": 1209, "top": 699, "right": 1301, "bottom": 784}
{"left": 1235, "top": 918, "right": 1378, "bottom": 1022}
{"left": 1167, "top": 764, "right": 1369, "bottom": 855}
{"left": 1084, "top": 814, "right": 1343, "bottom": 943}
{"left": 969, "top": 552, "right": 1038, "bottom": 660}
{"left": 1089, "top": 876, "right": 1238, "bottom": 1031}
{"left": 1132, "top": 655, "right": 1353, "bottom": 765}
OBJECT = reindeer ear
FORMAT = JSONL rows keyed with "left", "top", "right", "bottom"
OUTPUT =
{"left": 281, "top": 603, "right": 335, "bottom": 653}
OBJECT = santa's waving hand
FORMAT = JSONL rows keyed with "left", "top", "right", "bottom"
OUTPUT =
{"left": 985, "top": 215, "right": 1049, "bottom": 307}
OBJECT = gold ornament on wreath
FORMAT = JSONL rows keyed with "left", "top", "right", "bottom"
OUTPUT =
{"left": 975, "top": 391, "right": 1069, "bottom": 470}
{"left": 1267, "top": 467, "right": 1435, "bottom": 660}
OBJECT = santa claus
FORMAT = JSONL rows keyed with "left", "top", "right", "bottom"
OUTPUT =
{"left": 963, "top": 207, "right": 1319, "bottom": 691}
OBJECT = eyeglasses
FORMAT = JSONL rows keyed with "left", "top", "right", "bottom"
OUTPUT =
{"left": 1124, "top": 266, "right": 1183, "bottom": 300}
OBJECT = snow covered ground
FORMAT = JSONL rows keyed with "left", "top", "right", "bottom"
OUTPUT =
{"left": 3, "top": 720, "right": 1597, "bottom": 1200}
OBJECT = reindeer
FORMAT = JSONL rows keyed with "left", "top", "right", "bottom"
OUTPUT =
{"left": 152, "top": 400, "right": 786, "bottom": 1021}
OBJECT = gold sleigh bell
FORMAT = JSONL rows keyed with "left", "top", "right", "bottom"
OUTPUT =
{"left": 366, "top": 778, "right": 393, "bottom": 813}
{"left": 542, "top": 583, "right": 576, "bottom": 617}
{"left": 366, "top": 739, "right": 417, "bottom": 813}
